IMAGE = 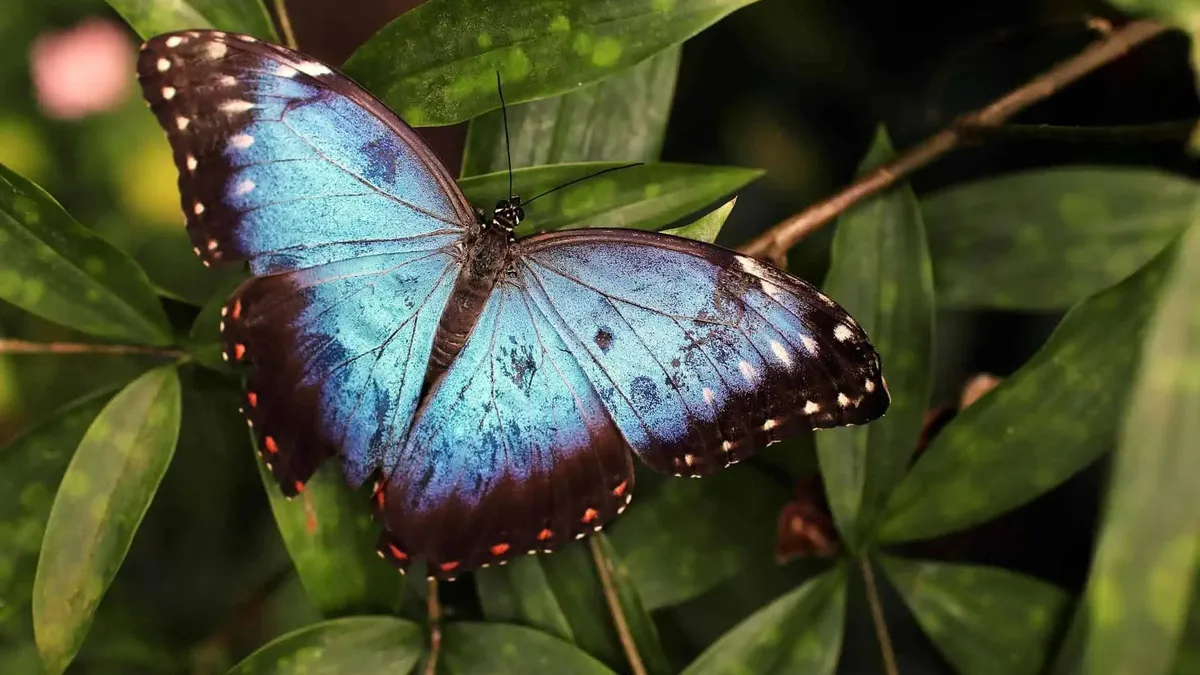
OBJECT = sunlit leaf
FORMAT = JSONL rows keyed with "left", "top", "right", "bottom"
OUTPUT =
{"left": 345, "top": 0, "right": 756, "bottom": 126}
{"left": 443, "top": 622, "right": 618, "bottom": 674}
{"left": 816, "top": 127, "right": 934, "bottom": 551}
{"left": 923, "top": 167, "right": 1194, "bottom": 309}
{"left": 229, "top": 617, "right": 423, "bottom": 674}
{"left": 880, "top": 241, "right": 1177, "bottom": 543}
{"left": 681, "top": 565, "right": 846, "bottom": 675}
{"left": 458, "top": 163, "right": 760, "bottom": 237}
{"left": 0, "top": 164, "right": 172, "bottom": 346}
{"left": 461, "top": 47, "right": 681, "bottom": 176}
{"left": 32, "top": 367, "right": 182, "bottom": 675}
{"left": 880, "top": 556, "right": 1070, "bottom": 675}
{"left": 662, "top": 197, "right": 738, "bottom": 244}
{"left": 106, "top": 0, "right": 278, "bottom": 41}
{"left": 1080, "top": 209, "right": 1200, "bottom": 675}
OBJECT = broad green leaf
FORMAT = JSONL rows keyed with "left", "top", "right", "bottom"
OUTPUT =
{"left": 880, "top": 241, "right": 1177, "bottom": 543}
{"left": 816, "top": 128, "right": 934, "bottom": 551}
{"left": 662, "top": 197, "right": 737, "bottom": 244}
{"left": 254, "top": 442, "right": 404, "bottom": 616}
{"left": 32, "top": 367, "right": 182, "bottom": 675}
{"left": 186, "top": 275, "right": 245, "bottom": 373}
{"left": 229, "top": 617, "right": 423, "bottom": 674}
{"left": 1171, "top": 566, "right": 1200, "bottom": 675}
{"left": 443, "top": 622, "right": 619, "bottom": 675}
{"left": 344, "top": 0, "right": 755, "bottom": 127}
{"left": 476, "top": 555, "right": 575, "bottom": 644}
{"left": 458, "top": 163, "right": 761, "bottom": 236}
{"left": 1081, "top": 208, "right": 1200, "bottom": 675}
{"left": 461, "top": 47, "right": 681, "bottom": 176}
{"left": 106, "top": 0, "right": 278, "bottom": 41}
{"left": 0, "top": 392, "right": 115, "bottom": 644}
{"left": 681, "top": 565, "right": 846, "bottom": 675}
{"left": 879, "top": 556, "right": 1070, "bottom": 675}
{"left": 589, "top": 534, "right": 673, "bottom": 675}
{"left": 923, "top": 167, "right": 1195, "bottom": 309}
{"left": 609, "top": 467, "right": 790, "bottom": 610}
{"left": 0, "top": 164, "right": 172, "bottom": 346}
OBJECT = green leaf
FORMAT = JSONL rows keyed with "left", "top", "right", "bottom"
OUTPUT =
{"left": 0, "top": 164, "right": 172, "bottom": 346}
{"left": 461, "top": 47, "right": 681, "bottom": 176}
{"left": 443, "top": 622, "right": 619, "bottom": 675}
{"left": 476, "top": 555, "right": 576, "bottom": 644}
{"left": 458, "top": 162, "right": 761, "bottom": 236}
{"left": 229, "top": 616, "right": 423, "bottom": 674}
{"left": 609, "top": 467, "right": 790, "bottom": 610}
{"left": 661, "top": 197, "right": 737, "bottom": 244}
{"left": 32, "top": 367, "right": 182, "bottom": 675}
{"left": 879, "top": 555, "right": 1070, "bottom": 675}
{"left": 816, "top": 127, "right": 934, "bottom": 551}
{"left": 186, "top": 275, "right": 246, "bottom": 373}
{"left": 923, "top": 167, "right": 1194, "bottom": 310}
{"left": 1080, "top": 210, "right": 1200, "bottom": 675}
{"left": 681, "top": 565, "right": 846, "bottom": 675}
{"left": 254, "top": 443, "right": 404, "bottom": 616}
{"left": 1171, "top": 566, "right": 1200, "bottom": 675}
{"left": 344, "top": 0, "right": 756, "bottom": 127}
{"left": 879, "top": 241, "right": 1177, "bottom": 543}
{"left": 106, "top": 0, "right": 279, "bottom": 41}
{"left": 589, "top": 534, "right": 673, "bottom": 675}
{"left": 0, "top": 392, "right": 116, "bottom": 644}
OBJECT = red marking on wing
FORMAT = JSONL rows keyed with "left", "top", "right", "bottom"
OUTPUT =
{"left": 264, "top": 436, "right": 279, "bottom": 454}
{"left": 233, "top": 343, "right": 246, "bottom": 359}
{"left": 388, "top": 543, "right": 408, "bottom": 561}
{"left": 490, "top": 543, "right": 510, "bottom": 556}
{"left": 581, "top": 508, "right": 599, "bottom": 524}
{"left": 612, "top": 481, "right": 628, "bottom": 497}
{"left": 247, "top": 391, "right": 258, "bottom": 407}
{"left": 439, "top": 561, "right": 460, "bottom": 572}
{"left": 536, "top": 528, "right": 553, "bottom": 541}
{"left": 231, "top": 298, "right": 242, "bottom": 320}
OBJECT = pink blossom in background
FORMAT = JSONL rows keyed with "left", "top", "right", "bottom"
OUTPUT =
{"left": 30, "top": 18, "right": 134, "bottom": 120}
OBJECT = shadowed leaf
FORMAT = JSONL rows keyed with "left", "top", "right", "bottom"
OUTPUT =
{"left": 187, "top": 275, "right": 245, "bottom": 373}
{"left": 443, "top": 623, "right": 619, "bottom": 674}
{"left": 816, "top": 127, "right": 934, "bottom": 551}
{"left": 32, "top": 367, "right": 182, "bottom": 675}
{"left": 923, "top": 167, "right": 1194, "bottom": 309}
{"left": 345, "top": 0, "right": 756, "bottom": 126}
{"left": 880, "top": 556, "right": 1070, "bottom": 675}
{"left": 229, "top": 617, "right": 423, "bottom": 674}
{"left": 880, "top": 241, "right": 1177, "bottom": 543}
{"left": 105, "top": 0, "right": 278, "bottom": 41}
{"left": 681, "top": 565, "right": 846, "bottom": 675}
{"left": 0, "top": 164, "right": 171, "bottom": 346}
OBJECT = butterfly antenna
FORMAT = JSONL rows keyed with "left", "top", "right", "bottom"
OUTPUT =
{"left": 496, "top": 71, "right": 514, "bottom": 199}
{"left": 524, "top": 163, "right": 643, "bottom": 205}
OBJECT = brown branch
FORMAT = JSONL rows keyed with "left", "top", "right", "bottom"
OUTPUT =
{"left": 273, "top": 0, "right": 299, "bottom": 50}
{"left": 589, "top": 536, "right": 647, "bottom": 675}
{"left": 0, "top": 339, "right": 184, "bottom": 358}
{"left": 739, "top": 19, "right": 1170, "bottom": 266}
{"left": 861, "top": 558, "right": 899, "bottom": 675}
{"left": 422, "top": 577, "right": 442, "bottom": 675}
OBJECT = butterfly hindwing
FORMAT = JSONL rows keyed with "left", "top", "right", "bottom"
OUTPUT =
{"left": 375, "top": 282, "right": 634, "bottom": 577}
{"left": 516, "top": 228, "right": 890, "bottom": 477}
{"left": 136, "top": 30, "right": 472, "bottom": 274}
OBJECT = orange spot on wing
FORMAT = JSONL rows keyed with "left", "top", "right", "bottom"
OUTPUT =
{"left": 537, "top": 528, "right": 553, "bottom": 541}
{"left": 581, "top": 508, "right": 599, "bottom": 524}
{"left": 439, "top": 561, "right": 459, "bottom": 572}
{"left": 233, "top": 343, "right": 246, "bottom": 359}
{"left": 293, "top": 480, "right": 305, "bottom": 494}
{"left": 388, "top": 543, "right": 408, "bottom": 561}
{"left": 231, "top": 298, "right": 242, "bottom": 319}
{"left": 247, "top": 391, "right": 258, "bottom": 407}
{"left": 374, "top": 487, "right": 386, "bottom": 509}
{"left": 612, "top": 481, "right": 628, "bottom": 497}
{"left": 264, "top": 436, "right": 278, "bottom": 454}
{"left": 490, "top": 542, "right": 510, "bottom": 556}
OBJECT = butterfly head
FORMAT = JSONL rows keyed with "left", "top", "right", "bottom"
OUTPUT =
{"left": 491, "top": 197, "right": 525, "bottom": 234}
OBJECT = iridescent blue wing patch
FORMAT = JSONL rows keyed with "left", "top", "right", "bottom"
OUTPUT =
{"left": 516, "top": 228, "right": 890, "bottom": 477}
{"left": 376, "top": 282, "right": 634, "bottom": 577}
{"left": 136, "top": 30, "right": 472, "bottom": 275}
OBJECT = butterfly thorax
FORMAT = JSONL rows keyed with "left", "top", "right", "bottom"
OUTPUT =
{"left": 420, "top": 198, "right": 525, "bottom": 400}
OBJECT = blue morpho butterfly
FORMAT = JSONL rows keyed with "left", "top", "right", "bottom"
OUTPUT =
{"left": 137, "top": 30, "right": 890, "bottom": 579}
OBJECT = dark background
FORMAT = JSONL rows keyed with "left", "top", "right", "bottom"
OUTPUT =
{"left": 0, "top": 0, "right": 1196, "bottom": 672}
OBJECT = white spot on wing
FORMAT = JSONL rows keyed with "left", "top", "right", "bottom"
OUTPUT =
{"left": 762, "top": 418, "right": 778, "bottom": 431}
{"left": 865, "top": 379, "right": 876, "bottom": 393}
{"left": 297, "top": 61, "right": 333, "bottom": 77}
{"left": 161, "top": 86, "right": 176, "bottom": 100}
{"left": 804, "top": 400, "right": 820, "bottom": 414}
{"left": 206, "top": 239, "right": 218, "bottom": 251}
{"left": 738, "top": 360, "right": 757, "bottom": 382}
{"left": 702, "top": 387, "right": 715, "bottom": 406}
{"left": 684, "top": 453, "right": 695, "bottom": 466}
{"left": 736, "top": 255, "right": 769, "bottom": 279}
{"left": 761, "top": 279, "right": 787, "bottom": 303}
{"left": 186, "top": 154, "right": 197, "bottom": 171}
{"left": 721, "top": 440, "right": 733, "bottom": 453}
{"left": 156, "top": 58, "right": 171, "bottom": 72}
{"left": 206, "top": 42, "right": 227, "bottom": 59}
{"left": 218, "top": 75, "right": 237, "bottom": 87}
{"left": 800, "top": 335, "right": 818, "bottom": 354}
{"left": 165, "top": 36, "right": 184, "bottom": 48}
{"left": 220, "top": 100, "right": 255, "bottom": 113}
{"left": 834, "top": 324, "right": 853, "bottom": 342}
{"left": 234, "top": 179, "right": 255, "bottom": 195}
{"left": 230, "top": 133, "right": 255, "bottom": 149}
{"left": 276, "top": 64, "right": 298, "bottom": 78}
{"left": 193, "top": 202, "right": 204, "bottom": 215}
{"left": 175, "top": 116, "right": 189, "bottom": 130}
{"left": 235, "top": 34, "right": 257, "bottom": 42}
{"left": 837, "top": 393, "right": 850, "bottom": 408}
{"left": 770, "top": 340, "right": 791, "bottom": 366}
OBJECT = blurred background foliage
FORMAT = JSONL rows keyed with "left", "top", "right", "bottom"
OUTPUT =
{"left": 0, "top": 0, "right": 1198, "bottom": 673}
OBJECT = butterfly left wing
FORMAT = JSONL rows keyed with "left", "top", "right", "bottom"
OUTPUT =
{"left": 514, "top": 228, "right": 890, "bottom": 478}
{"left": 374, "top": 282, "right": 634, "bottom": 578}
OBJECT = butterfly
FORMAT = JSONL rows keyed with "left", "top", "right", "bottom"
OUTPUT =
{"left": 136, "top": 30, "right": 890, "bottom": 579}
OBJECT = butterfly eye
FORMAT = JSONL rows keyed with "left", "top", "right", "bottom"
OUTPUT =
{"left": 515, "top": 207, "right": 525, "bottom": 222}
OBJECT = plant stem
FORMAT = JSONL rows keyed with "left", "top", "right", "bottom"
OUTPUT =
{"left": 589, "top": 536, "right": 647, "bottom": 675}
{"left": 738, "top": 19, "right": 1170, "bottom": 266}
{"left": 273, "top": 0, "right": 298, "bottom": 49}
{"left": 0, "top": 339, "right": 185, "bottom": 358}
{"left": 960, "top": 119, "right": 1198, "bottom": 145}
{"left": 861, "top": 557, "right": 899, "bottom": 675}
{"left": 423, "top": 577, "right": 442, "bottom": 675}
